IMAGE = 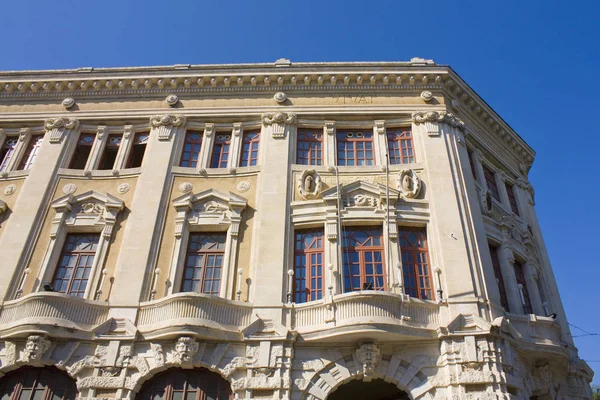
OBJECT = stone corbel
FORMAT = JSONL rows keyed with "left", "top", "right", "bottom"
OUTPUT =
{"left": 412, "top": 111, "right": 465, "bottom": 136}
{"left": 324, "top": 121, "right": 335, "bottom": 135}
{"left": 374, "top": 120, "right": 385, "bottom": 135}
{"left": 261, "top": 112, "right": 297, "bottom": 139}
{"left": 204, "top": 122, "right": 214, "bottom": 137}
{"left": 19, "top": 127, "right": 30, "bottom": 142}
{"left": 149, "top": 115, "right": 186, "bottom": 141}
{"left": 50, "top": 198, "right": 73, "bottom": 238}
{"left": 173, "top": 196, "right": 193, "bottom": 238}
{"left": 45, "top": 118, "right": 79, "bottom": 143}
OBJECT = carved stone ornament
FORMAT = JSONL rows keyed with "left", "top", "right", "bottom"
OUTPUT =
{"left": 117, "top": 183, "right": 130, "bottom": 194}
{"left": 23, "top": 335, "right": 51, "bottom": 361}
{"left": 200, "top": 200, "right": 229, "bottom": 213}
{"left": 166, "top": 94, "right": 179, "bottom": 107}
{"left": 297, "top": 169, "right": 322, "bottom": 200}
{"left": 397, "top": 169, "right": 421, "bottom": 199}
{"left": 343, "top": 193, "right": 382, "bottom": 209}
{"left": 178, "top": 182, "right": 193, "bottom": 193}
{"left": 4, "top": 184, "right": 16, "bottom": 196}
{"left": 62, "top": 183, "right": 77, "bottom": 195}
{"left": 173, "top": 337, "right": 199, "bottom": 364}
{"left": 45, "top": 118, "right": 79, "bottom": 143}
{"left": 76, "top": 202, "right": 104, "bottom": 215}
{"left": 151, "top": 343, "right": 164, "bottom": 367}
{"left": 149, "top": 115, "right": 186, "bottom": 140}
{"left": 480, "top": 189, "right": 493, "bottom": 215}
{"left": 62, "top": 97, "right": 75, "bottom": 109}
{"left": 262, "top": 112, "right": 297, "bottom": 138}
{"left": 355, "top": 342, "right": 381, "bottom": 382}
{"left": 273, "top": 92, "right": 287, "bottom": 103}
{"left": 420, "top": 90, "right": 433, "bottom": 102}
{"left": 236, "top": 181, "right": 251, "bottom": 192}
{"left": 411, "top": 111, "right": 465, "bottom": 135}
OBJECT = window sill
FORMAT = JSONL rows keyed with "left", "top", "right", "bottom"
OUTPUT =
{"left": 0, "top": 169, "right": 30, "bottom": 180}
{"left": 172, "top": 165, "right": 261, "bottom": 176}
{"left": 57, "top": 167, "right": 142, "bottom": 178}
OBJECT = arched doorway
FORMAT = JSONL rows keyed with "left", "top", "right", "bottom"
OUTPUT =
{"left": 0, "top": 366, "right": 77, "bottom": 400}
{"left": 136, "top": 368, "right": 232, "bottom": 400}
{"left": 328, "top": 379, "right": 410, "bottom": 400}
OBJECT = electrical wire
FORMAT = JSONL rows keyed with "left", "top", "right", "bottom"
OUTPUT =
{"left": 569, "top": 322, "right": 600, "bottom": 338}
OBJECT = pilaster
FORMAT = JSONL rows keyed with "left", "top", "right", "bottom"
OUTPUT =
{"left": 0, "top": 118, "right": 79, "bottom": 301}
{"left": 323, "top": 121, "right": 336, "bottom": 166}
{"left": 525, "top": 261, "right": 544, "bottom": 316}
{"left": 109, "top": 115, "right": 185, "bottom": 308}
{"left": 499, "top": 242, "right": 523, "bottom": 314}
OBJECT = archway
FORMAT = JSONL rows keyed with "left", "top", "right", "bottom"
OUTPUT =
{"left": 328, "top": 379, "right": 410, "bottom": 400}
{"left": 136, "top": 368, "right": 232, "bottom": 400}
{"left": 0, "top": 366, "right": 77, "bottom": 400}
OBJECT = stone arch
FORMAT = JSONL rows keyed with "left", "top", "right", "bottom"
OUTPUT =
{"left": 135, "top": 367, "right": 232, "bottom": 400}
{"left": 0, "top": 366, "right": 78, "bottom": 399}
{"left": 299, "top": 352, "right": 436, "bottom": 400}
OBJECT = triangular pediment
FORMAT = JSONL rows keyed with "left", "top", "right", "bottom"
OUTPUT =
{"left": 242, "top": 315, "right": 293, "bottom": 341}
{"left": 173, "top": 188, "right": 247, "bottom": 212}
{"left": 322, "top": 180, "right": 399, "bottom": 210}
{"left": 52, "top": 190, "right": 124, "bottom": 211}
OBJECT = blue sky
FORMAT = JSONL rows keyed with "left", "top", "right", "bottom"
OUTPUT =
{"left": 2, "top": 0, "right": 599, "bottom": 384}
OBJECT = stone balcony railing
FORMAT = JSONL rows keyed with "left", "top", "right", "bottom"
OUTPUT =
{"left": 0, "top": 292, "right": 108, "bottom": 334}
{"left": 137, "top": 292, "right": 254, "bottom": 337}
{"left": 289, "top": 291, "right": 441, "bottom": 338}
{"left": 506, "top": 313, "right": 563, "bottom": 347}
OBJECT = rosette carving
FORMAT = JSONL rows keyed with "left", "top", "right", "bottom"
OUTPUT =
{"left": 44, "top": 118, "right": 79, "bottom": 131}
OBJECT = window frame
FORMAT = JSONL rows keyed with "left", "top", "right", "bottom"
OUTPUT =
{"left": 514, "top": 259, "right": 533, "bottom": 314}
{"left": 210, "top": 133, "right": 232, "bottom": 169}
{"left": 35, "top": 191, "right": 123, "bottom": 300}
{"left": 0, "top": 367, "right": 77, "bottom": 400}
{"left": 69, "top": 133, "right": 96, "bottom": 170}
{"left": 168, "top": 189, "right": 247, "bottom": 299}
{"left": 482, "top": 164, "right": 501, "bottom": 201}
{"left": 296, "top": 129, "right": 323, "bottom": 166}
{"left": 239, "top": 130, "right": 260, "bottom": 167}
{"left": 181, "top": 232, "right": 227, "bottom": 295}
{"left": 489, "top": 244, "right": 510, "bottom": 312}
{"left": 293, "top": 229, "right": 325, "bottom": 303}
{"left": 398, "top": 227, "right": 433, "bottom": 300}
{"left": 386, "top": 128, "right": 415, "bottom": 165}
{"left": 52, "top": 233, "right": 101, "bottom": 297}
{"left": 179, "top": 130, "right": 203, "bottom": 168}
{"left": 137, "top": 368, "right": 232, "bottom": 400}
{"left": 341, "top": 226, "right": 387, "bottom": 292}
{"left": 336, "top": 129, "right": 375, "bottom": 166}
{"left": 505, "top": 182, "right": 520, "bottom": 216}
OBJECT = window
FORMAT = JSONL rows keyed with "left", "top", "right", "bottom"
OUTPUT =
{"left": 489, "top": 245, "right": 510, "bottom": 311}
{"left": 69, "top": 134, "right": 95, "bottom": 169}
{"left": 337, "top": 130, "right": 374, "bottom": 166}
{"left": 52, "top": 234, "right": 100, "bottom": 297}
{"left": 240, "top": 130, "right": 260, "bottom": 167}
{"left": 514, "top": 260, "right": 532, "bottom": 314}
{"left": 137, "top": 368, "right": 232, "bottom": 400}
{"left": 297, "top": 129, "right": 323, "bottom": 165}
{"left": 400, "top": 227, "right": 433, "bottom": 300}
{"left": 18, "top": 135, "right": 43, "bottom": 170}
{"left": 294, "top": 229, "right": 324, "bottom": 303}
{"left": 0, "top": 367, "right": 77, "bottom": 400}
{"left": 387, "top": 129, "right": 414, "bottom": 164}
{"left": 126, "top": 133, "right": 149, "bottom": 168}
{"left": 179, "top": 131, "right": 203, "bottom": 168}
{"left": 210, "top": 134, "right": 231, "bottom": 168}
{"left": 0, "top": 138, "right": 18, "bottom": 172}
{"left": 181, "top": 233, "right": 226, "bottom": 295}
{"left": 99, "top": 134, "right": 122, "bottom": 170}
{"left": 505, "top": 183, "right": 520, "bottom": 216}
{"left": 482, "top": 165, "right": 500, "bottom": 201}
{"left": 342, "top": 227, "right": 386, "bottom": 292}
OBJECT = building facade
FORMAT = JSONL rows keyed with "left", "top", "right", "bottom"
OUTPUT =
{"left": 0, "top": 59, "right": 593, "bottom": 399}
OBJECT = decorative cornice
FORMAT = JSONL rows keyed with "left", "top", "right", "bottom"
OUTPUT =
{"left": 411, "top": 111, "right": 465, "bottom": 132}
{"left": 149, "top": 114, "right": 186, "bottom": 128}
{"left": 261, "top": 112, "right": 297, "bottom": 126}
{"left": 44, "top": 117, "right": 79, "bottom": 132}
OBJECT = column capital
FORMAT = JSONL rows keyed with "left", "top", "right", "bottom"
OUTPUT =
{"left": 324, "top": 120, "right": 336, "bottom": 135}
{"left": 44, "top": 118, "right": 79, "bottom": 143}
{"left": 374, "top": 120, "right": 386, "bottom": 135}
{"left": 261, "top": 112, "right": 297, "bottom": 139}
{"left": 149, "top": 115, "right": 186, "bottom": 140}
{"left": 411, "top": 110, "right": 465, "bottom": 135}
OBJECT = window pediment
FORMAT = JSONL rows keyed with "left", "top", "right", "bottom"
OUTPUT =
{"left": 322, "top": 180, "right": 399, "bottom": 213}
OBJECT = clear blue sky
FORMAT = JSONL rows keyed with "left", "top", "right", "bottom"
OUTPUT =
{"left": 2, "top": 0, "right": 599, "bottom": 384}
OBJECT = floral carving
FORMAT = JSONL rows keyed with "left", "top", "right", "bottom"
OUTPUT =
{"left": 45, "top": 118, "right": 79, "bottom": 131}
{"left": 149, "top": 114, "right": 186, "bottom": 128}
{"left": 236, "top": 181, "right": 251, "bottom": 192}
{"left": 261, "top": 112, "right": 297, "bottom": 126}
{"left": 178, "top": 182, "right": 193, "bottom": 193}
{"left": 342, "top": 193, "right": 382, "bottom": 209}
{"left": 173, "top": 337, "right": 199, "bottom": 364}
{"left": 76, "top": 202, "right": 104, "bottom": 215}
{"left": 22, "top": 335, "right": 51, "bottom": 362}
{"left": 355, "top": 342, "right": 381, "bottom": 382}
{"left": 117, "top": 183, "right": 130, "bottom": 194}
{"left": 397, "top": 169, "right": 421, "bottom": 199}
{"left": 62, "top": 183, "right": 77, "bottom": 195}
{"left": 411, "top": 111, "right": 465, "bottom": 133}
{"left": 297, "top": 170, "right": 322, "bottom": 200}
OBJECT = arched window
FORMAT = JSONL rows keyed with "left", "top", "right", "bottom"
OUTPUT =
{"left": 137, "top": 368, "right": 232, "bottom": 400}
{"left": 0, "top": 367, "right": 77, "bottom": 400}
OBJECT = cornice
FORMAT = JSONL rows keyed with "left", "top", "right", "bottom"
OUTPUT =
{"left": 0, "top": 60, "right": 535, "bottom": 165}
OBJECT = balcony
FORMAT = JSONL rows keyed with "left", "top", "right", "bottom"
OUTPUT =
{"left": 137, "top": 292, "right": 254, "bottom": 340}
{"left": 506, "top": 313, "right": 564, "bottom": 349}
{"left": 289, "top": 291, "right": 440, "bottom": 342}
{"left": 0, "top": 292, "right": 108, "bottom": 337}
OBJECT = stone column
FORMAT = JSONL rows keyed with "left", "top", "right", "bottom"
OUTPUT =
{"left": 525, "top": 261, "right": 544, "bottom": 315}
{"left": 0, "top": 118, "right": 79, "bottom": 301}
{"left": 109, "top": 115, "right": 185, "bottom": 312}
{"left": 249, "top": 112, "right": 295, "bottom": 322}
{"left": 373, "top": 120, "right": 386, "bottom": 166}
{"left": 498, "top": 243, "right": 523, "bottom": 314}
{"left": 496, "top": 173, "right": 512, "bottom": 212}
{"left": 323, "top": 121, "right": 336, "bottom": 167}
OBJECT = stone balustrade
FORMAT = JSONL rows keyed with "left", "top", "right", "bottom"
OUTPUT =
{"left": 507, "top": 313, "right": 563, "bottom": 347}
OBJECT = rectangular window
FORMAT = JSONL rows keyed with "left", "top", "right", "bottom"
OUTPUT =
{"left": 240, "top": 130, "right": 260, "bottom": 167}
{"left": 294, "top": 229, "right": 324, "bottom": 303}
{"left": 52, "top": 234, "right": 100, "bottom": 297}
{"left": 387, "top": 129, "right": 414, "bottom": 164}
{"left": 99, "top": 134, "right": 122, "bottom": 170}
{"left": 179, "top": 131, "right": 203, "bottom": 168}
{"left": 337, "top": 130, "right": 374, "bottom": 166}
{"left": 342, "top": 227, "right": 386, "bottom": 292}
{"left": 482, "top": 165, "right": 500, "bottom": 201}
{"left": 489, "top": 245, "right": 510, "bottom": 311}
{"left": 18, "top": 135, "right": 43, "bottom": 170}
{"left": 69, "top": 133, "right": 95, "bottom": 169}
{"left": 505, "top": 183, "right": 520, "bottom": 216}
{"left": 210, "top": 134, "right": 231, "bottom": 168}
{"left": 297, "top": 129, "right": 323, "bottom": 165}
{"left": 400, "top": 227, "right": 433, "bottom": 300}
{"left": 0, "top": 138, "right": 18, "bottom": 172}
{"left": 126, "top": 133, "right": 149, "bottom": 168}
{"left": 514, "top": 261, "right": 532, "bottom": 314}
{"left": 181, "top": 233, "right": 226, "bottom": 295}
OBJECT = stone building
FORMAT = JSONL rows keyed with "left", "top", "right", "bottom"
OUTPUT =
{"left": 0, "top": 59, "right": 593, "bottom": 400}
